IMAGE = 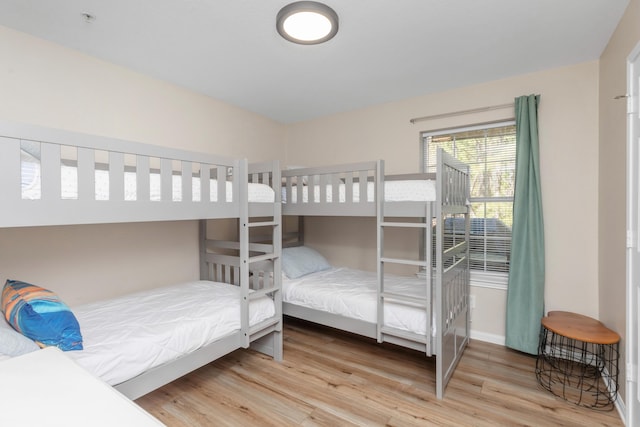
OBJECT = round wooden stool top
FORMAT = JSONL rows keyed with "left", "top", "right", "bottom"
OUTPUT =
{"left": 541, "top": 311, "right": 620, "bottom": 345}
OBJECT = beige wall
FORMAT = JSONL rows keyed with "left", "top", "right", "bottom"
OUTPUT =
{"left": 287, "top": 61, "right": 600, "bottom": 341}
{"left": 0, "top": 6, "right": 629, "bottom": 379}
{"left": 0, "top": 222, "right": 197, "bottom": 306}
{"left": 599, "top": 0, "right": 640, "bottom": 405}
{"left": 0, "top": 25, "right": 286, "bottom": 305}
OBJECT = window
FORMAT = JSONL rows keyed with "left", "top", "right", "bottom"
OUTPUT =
{"left": 422, "top": 121, "right": 516, "bottom": 287}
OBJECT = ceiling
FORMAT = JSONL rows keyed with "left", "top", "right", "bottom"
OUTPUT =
{"left": 0, "top": 0, "right": 630, "bottom": 124}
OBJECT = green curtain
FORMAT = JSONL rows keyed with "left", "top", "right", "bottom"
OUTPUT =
{"left": 505, "top": 94, "right": 545, "bottom": 355}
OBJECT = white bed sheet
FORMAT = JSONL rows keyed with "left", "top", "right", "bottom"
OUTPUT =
{"left": 282, "top": 267, "right": 433, "bottom": 336}
{"left": 21, "top": 162, "right": 275, "bottom": 202}
{"left": 282, "top": 180, "right": 435, "bottom": 203}
{"left": 67, "top": 280, "right": 275, "bottom": 386}
{"left": 0, "top": 347, "right": 163, "bottom": 427}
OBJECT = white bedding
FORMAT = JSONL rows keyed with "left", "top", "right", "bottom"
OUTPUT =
{"left": 21, "top": 162, "right": 275, "bottom": 203}
{"left": 0, "top": 347, "right": 163, "bottom": 427}
{"left": 282, "top": 267, "right": 433, "bottom": 336}
{"left": 67, "top": 280, "right": 275, "bottom": 386}
{"left": 282, "top": 180, "right": 436, "bottom": 203}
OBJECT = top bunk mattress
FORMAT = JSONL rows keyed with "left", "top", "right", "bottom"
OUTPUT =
{"left": 67, "top": 280, "right": 276, "bottom": 386}
{"left": 282, "top": 179, "right": 436, "bottom": 204}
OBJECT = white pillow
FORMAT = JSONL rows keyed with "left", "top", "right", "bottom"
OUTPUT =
{"left": 285, "top": 166, "right": 309, "bottom": 185}
{"left": 0, "top": 316, "right": 40, "bottom": 357}
{"left": 282, "top": 246, "right": 331, "bottom": 279}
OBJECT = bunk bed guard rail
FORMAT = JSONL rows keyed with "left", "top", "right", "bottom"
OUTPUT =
{"left": 434, "top": 148, "right": 471, "bottom": 399}
{"left": 281, "top": 161, "right": 381, "bottom": 216}
{"left": 0, "top": 121, "right": 245, "bottom": 227}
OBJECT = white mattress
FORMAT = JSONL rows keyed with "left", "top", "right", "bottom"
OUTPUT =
{"left": 282, "top": 267, "right": 433, "bottom": 336}
{"left": 282, "top": 180, "right": 436, "bottom": 203}
{"left": 0, "top": 347, "right": 163, "bottom": 427}
{"left": 21, "top": 161, "right": 275, "bottom": 203}
{"left": 67, "top": 280, "right": 276, "bottom": 386}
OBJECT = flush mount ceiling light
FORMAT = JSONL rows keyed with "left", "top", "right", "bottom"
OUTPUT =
{"left": 276, "top": 1, "right": 339, "bottom": 45}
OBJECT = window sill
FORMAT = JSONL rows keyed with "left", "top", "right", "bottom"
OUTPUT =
{"left": 415, "top": 270, "right": 508, "bottom": 291}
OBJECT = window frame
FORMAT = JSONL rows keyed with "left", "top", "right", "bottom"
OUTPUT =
{"left": 421, "top": 120, "right": 516, "bottom": 290}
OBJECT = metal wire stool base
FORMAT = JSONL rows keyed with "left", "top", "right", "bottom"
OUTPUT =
{"left": 536, "top": 326, "right": 619, "bottom": 410}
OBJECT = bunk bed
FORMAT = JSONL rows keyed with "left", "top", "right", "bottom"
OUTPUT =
{"left": 0, "top": 121, "right": 282, "bottom": 400}
{"left": 280, "top": 149, "right": 470, "bottom": 399}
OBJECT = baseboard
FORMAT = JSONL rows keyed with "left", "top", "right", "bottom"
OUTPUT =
{"left": 470, "top": 330, "right": 505, "bottom": 346}
{"left": 614, "top": 395, "right": 625, "bottom": 425}
{"left": 601, "top": 366, "right": 626, "bottom": 424}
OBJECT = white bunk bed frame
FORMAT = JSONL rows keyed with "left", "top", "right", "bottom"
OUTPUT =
{"left": 281, "top": 149, "right": 470, "bottom": 399}
{"left": 0, "top": 121, "right": 282, "bottom": 400}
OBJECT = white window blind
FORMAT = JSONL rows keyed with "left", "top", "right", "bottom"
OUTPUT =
{"left": 422, "top": 121, "right": 516, "bottom": 281}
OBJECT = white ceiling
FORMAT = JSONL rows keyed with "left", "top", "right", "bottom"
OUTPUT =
{"left": 0, "top": 0, "right": 629, "bottom": 124}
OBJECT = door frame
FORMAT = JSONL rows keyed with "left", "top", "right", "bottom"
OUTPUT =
{"left": 626, "top": 40, "right": 640, "bottom": 427}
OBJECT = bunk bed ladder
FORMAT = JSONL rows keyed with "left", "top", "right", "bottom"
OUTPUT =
{"left": 245, "top": 211, "right": 283, "bottom": 359}
{"left": 246, "top": 162, "right": 283, "bottom": 360}
{"left": 377, "top": 206, "right": 434, "bottom": 357}
{"left": 376, "top": 157, "right": 433, "bottom": 360}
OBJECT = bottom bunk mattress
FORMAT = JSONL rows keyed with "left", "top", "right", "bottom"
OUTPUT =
{"left": 67, "top": 280, "right": 275, "bottom": 386}
{"left": 282, "top": 267, "right": 433, "bottom": 336}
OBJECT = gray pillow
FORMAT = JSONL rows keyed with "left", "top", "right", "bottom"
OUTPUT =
{"left": 0, "top": 315, "right": 40, "bottom": 357}
{"left": 282, "top": 246, "right": 331, "bottom": 279}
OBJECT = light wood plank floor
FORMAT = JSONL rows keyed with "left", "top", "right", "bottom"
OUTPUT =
{"left": 136, "top": 319, "right": 624, "bottom": 426}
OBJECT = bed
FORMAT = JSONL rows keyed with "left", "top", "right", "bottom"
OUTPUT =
{"left": 0, "top": 347, "right": 164, "bottom": 426}
{"left": 280, "top": 149, "right": 470, "bottom": 399}
{"left": 69, "top": 280, "right": 277, "bottom": 398}
{"left": 0, "top": 120, "right": 283, "bottom": 400}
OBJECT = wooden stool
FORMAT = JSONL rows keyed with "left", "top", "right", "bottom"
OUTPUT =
{"left": 536, "top": 311, "right": 620, "bottom": 410}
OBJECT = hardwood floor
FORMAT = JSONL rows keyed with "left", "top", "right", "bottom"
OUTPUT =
{"left": 136, "top": 319, "right": 624, "bottom": 426}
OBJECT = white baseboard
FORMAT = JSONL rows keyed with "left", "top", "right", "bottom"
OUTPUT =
{"left": 614, "top": 396, "right": 625, "bottom": 425}
{"left": 470, "top": 330, "right": 505, "bottom": 346}
{"left": 601, "top": 366, "right": 625, "bottom": 424}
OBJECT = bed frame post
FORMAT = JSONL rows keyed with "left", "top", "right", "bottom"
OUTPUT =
{"left": 376, "top": 160, "right": 384, "bottom": 343}
{"left": 435, "top": 165, "right": 444, "bottom": 399}
{"left": 199, "top": 220, "right": 208, "bottom": 280}
{"left": 298, "top": 216, "right": 305, "bottom": 245}
{"left": 237, "top": 160, "right": 251, "bottom": 348}
{"left": 425, "top": 201, "right": 433, "bottom": 359}
{"left": 247, "top": 160, "right": 283, "bottom": 361}
{"left": 273, "top": 177, "right": 283, "bottom": 361}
